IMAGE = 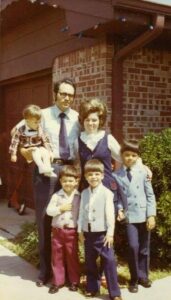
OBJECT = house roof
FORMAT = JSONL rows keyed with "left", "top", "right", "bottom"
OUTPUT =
{"left": 1, "top": 0, "right": 171, "bottom": 50}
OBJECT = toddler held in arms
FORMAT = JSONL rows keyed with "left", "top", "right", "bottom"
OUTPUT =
{"left": 9, "top": 104, "right": 56, "bottom": 177}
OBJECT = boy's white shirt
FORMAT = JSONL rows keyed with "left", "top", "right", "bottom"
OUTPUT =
{"left": 46, "top": 188, "right": 80, "bottom": 229}
{"left": 46, "top": 188, "right": 78, "bottom": 217}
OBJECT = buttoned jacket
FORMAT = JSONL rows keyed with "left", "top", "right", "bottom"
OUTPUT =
{"left": 113, "top": 166, "right": 156, "bottom": 223}
{"left": 78, "top": 183, "right": 115, "bottom": 236}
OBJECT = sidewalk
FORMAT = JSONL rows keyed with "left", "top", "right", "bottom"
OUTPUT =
{"left": 0, "top": 200, "right": 170, "bottom": 300}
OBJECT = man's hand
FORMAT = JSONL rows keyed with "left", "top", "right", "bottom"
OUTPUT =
{"left": 20, "top": 147, "right": 35, "bottom": 161}
{"left": 146, "top": 216, "right": 156, "bottom": 231}
{"left": 117, "top": 209, "right": 125, "bottom": 222}
{"left": 11, "top": 154, "right": 17, "bottom": 162}
{"left": 60, "top": 203, "right": 72, "bottom": 213}
{"left": 79, "top": 232, "right": 84, "bottom": 244}
{"left": 103, "top": 235, "right": 113, "bottom": 248}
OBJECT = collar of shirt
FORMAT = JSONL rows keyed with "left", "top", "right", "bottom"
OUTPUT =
{"left": 53, "top": 105, "right": 72, "bottom": 120}
{"left": 88, "top": 182, "right": 103, "bottom": 195}
{"left": 24, "top": 123, "right": 38, "bottom": 134}
{"left": 25, "top": 123, "right": 32, "bottom": 131}
{"left": 123, "top": 164, "right": 138, "bottom": 174}
{"left": 80, "top": 130, "right": 105, "bottom": 150}
{"left": 57, "top": 188, "right": 80, "bottom": 201}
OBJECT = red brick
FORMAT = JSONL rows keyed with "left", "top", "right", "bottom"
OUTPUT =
{"left": 149, "top": 76, "right": 160, "bottom": 81}
{"left": 141, "top": 69, "right": 154, "bottom": 75}
{"left": 128, "top": 68, "right": 141, "bottom": 74}
{"left": 53, "top": 43, "right": 171, "bottom": 141}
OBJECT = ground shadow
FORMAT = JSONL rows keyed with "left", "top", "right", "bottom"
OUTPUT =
{"left": 0, "top": 255, "right": 37, "bottom": 282}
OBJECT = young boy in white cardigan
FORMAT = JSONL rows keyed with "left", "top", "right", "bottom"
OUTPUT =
{"left": 78, "top": 159, "right": 122, "bottom": 300}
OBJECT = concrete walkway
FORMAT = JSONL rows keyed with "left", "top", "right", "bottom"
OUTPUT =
{"left": 0, "top": 200, "right": 171, "bottom": 300}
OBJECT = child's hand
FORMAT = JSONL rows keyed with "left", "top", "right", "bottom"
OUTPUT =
{"left": 146, "top": 216, "right": 156, "bottom": 231}
{"left": 11, "top": 155, "right": 17, "bottom": 162}
{"left": 117, "top": 209, "right": 125, "bottom": 222}
{"left": 60, "top": 203, "right": 72, "bottom": 212}
{"left": 79, "top": 232, "right": 84, "bottom": 244}
{"left": 103, "top": 235, "right": 113, "bottom": 248}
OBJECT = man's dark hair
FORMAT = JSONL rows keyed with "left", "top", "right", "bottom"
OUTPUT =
{"left": 53, "top": 78, "right": 76, "bottom": 98}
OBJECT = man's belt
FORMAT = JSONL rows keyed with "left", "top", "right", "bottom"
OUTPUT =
{"left": 53, "top": 158, "right": 74, "bottom": 165}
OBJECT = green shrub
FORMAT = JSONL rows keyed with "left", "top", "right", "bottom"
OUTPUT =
{"left": 140, "top": 128, "right": 171, "bottom": 267}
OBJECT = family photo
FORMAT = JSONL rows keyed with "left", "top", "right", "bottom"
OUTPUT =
{"left": 0, "top": 0, "right": 171, "bottom": 300}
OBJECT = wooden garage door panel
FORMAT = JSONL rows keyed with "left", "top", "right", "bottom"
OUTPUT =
{"left": 2, "top": 74, "right": 52, "bottom": 208}
{"left": 32, "top": 84, "right": 52, "bottom": 106}
{"left": 5, "top": 76, "right": 52, "bottom": 128}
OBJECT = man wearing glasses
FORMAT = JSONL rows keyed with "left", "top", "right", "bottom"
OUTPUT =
{"left": 20, "top": 78, "right": 80, "bottom": 286}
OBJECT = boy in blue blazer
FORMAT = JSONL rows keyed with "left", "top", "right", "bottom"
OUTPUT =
{"left": 113, "top": 141, "right": 156, "bottom": 293}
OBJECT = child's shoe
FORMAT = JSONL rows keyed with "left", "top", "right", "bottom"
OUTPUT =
{"left": 48, "top": 285, "right": 59, "bottom": 294}
{"left": 69, "top": 283, "right": 78, "bottom": 291}
{"left": 44, "top": 171, "right": 57, "bottom": 177}
{"left": 85, "top": 291, "right": 97, "bottom": 297}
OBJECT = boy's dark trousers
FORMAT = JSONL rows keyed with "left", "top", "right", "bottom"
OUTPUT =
{"left": 84, "top": 231, "right": 121, "bottom": 298}
{"left": 126, "top": 222, "right": 151, "bottom": 283}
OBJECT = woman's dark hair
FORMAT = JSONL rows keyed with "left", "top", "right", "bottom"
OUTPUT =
{"left": 79, "top": 98, "right": 107, "bottom": 129}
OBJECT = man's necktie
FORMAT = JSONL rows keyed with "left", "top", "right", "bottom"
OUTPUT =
{"left": 59, "top": 112, "right": 70, "bottom": 160}
{"left": 126, "top": 167, "right": 132, "bottom": 182}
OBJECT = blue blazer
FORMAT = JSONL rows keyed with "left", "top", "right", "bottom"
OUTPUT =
{"left": 113, "top": 166, "right": 156, "bottom": 223}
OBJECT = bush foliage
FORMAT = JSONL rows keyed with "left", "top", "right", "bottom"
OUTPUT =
{"left": 140, "top": 128, "right": 171, "bottom": 266}
{"left": 14, "top": 222, "right": 39, "bottom": 267}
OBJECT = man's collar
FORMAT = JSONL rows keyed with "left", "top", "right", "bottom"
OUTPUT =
{"left": 53, "top": 105, "right": 71, "bottom": 119}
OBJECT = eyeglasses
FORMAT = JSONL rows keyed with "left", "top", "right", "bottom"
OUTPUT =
{"left": 58, "top": 92, "right": 74, "bottom": 99}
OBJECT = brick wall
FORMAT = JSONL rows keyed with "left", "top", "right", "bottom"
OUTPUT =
{"left": 53, "top": 42, "right": 171, "bottom": 141}
{"left": 123, "top": 48, "right": 171, "bottom": 140}
{"left": 53, "top": 40, "right": 113, "bottom": 128}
